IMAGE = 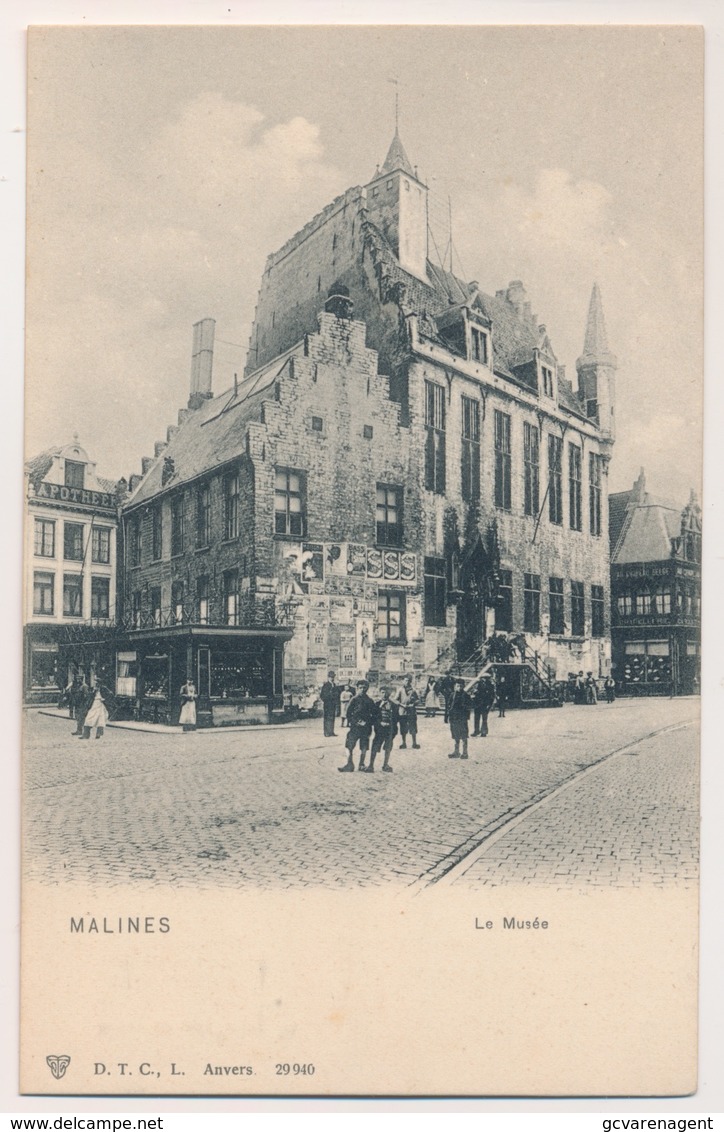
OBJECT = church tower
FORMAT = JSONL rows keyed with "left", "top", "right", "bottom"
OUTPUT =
{"left": 576, "top": 282, "right": 617, "bottom": 440}
{"left": 364, "top": 130, "right": 429, "bottom": 282}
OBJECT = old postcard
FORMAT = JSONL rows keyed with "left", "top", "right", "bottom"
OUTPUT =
{"left": 21, "top": 25, "right": 702, "bottom": 1096}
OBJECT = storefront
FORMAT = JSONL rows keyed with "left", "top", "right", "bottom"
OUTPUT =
{"left": 115, "top": 626, "right": 292, "bottom": 726}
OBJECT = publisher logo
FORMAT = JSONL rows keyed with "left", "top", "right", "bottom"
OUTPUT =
{"left": 46, "top": 1055, "right": 71, "bottom": 1080}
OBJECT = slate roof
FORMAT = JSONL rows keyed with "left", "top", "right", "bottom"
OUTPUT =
{"left": 25, "top": 448, "right": 59, "bottom": 484}
{"left": 608, "top": 490, "right": 632, "bottom": 555}
{"left": 610, "top": 481, "right": 683, "bottom": 565}
{"left": 126, "top": 349, "right": 293, "bottom": 508}
{"left": 379, "top": 129, "right": 415, "bottom": 178}
{"left": 422, "top": 262, "right": 589, "bottom": 415}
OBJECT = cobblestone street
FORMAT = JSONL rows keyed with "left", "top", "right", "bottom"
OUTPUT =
{"left": 23, "top": 697, "right": 699, "bottom": 890}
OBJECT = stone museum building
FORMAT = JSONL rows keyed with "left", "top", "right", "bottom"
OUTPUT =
{"left": 116, "top": 130, "right": 616, "bottom": 725}
{"left": 609, "top": 470, "right": 701, "bottom": 696}
{"left": 24, "top": 438, "right": 121, "bottom": 703}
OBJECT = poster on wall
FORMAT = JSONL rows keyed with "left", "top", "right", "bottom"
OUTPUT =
{"left": 355, "top": 616, "right": 375, "bottom": 668}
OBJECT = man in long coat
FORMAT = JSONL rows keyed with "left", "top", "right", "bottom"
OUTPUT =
{"left": 447, "top": 679, "right": 473, "bottom": 760}
{"left": 320, "top": 670, "right": 339, "bottom": 737}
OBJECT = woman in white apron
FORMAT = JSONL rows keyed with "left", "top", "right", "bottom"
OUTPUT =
{"left": 81, "top": 686, "right": 109, "bottom": 739}
{"left": 179, "top": 679, "right": 197, "bottom": 731}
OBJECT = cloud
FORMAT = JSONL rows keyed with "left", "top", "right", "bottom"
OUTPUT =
{"left": 26, "top": 96, "right": 347, "bottom": 477}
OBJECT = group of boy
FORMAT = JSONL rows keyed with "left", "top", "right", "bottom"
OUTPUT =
{"left": 337, "top": 675, "right": 420, "bottom": 774}
{"left": 334, "top": 670, "right": 499, "bottom": 771}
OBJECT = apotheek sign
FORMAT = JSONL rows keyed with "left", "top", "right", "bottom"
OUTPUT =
{"left": 33, "top": 482, "right": 116, "bottom": 510}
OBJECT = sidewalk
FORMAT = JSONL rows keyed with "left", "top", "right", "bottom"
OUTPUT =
{"left": 35, "top": 706, "right": 307, "bottom": 736}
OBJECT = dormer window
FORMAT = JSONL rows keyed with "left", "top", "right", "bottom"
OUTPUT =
{"left": 470, "top": 327, "right": 489, "bottom": 365}
{"left": 541, "top": 366, "right": 555, "bottom": 398}
{"left": 64, "top": 460, "right": 85, "bottom": 490}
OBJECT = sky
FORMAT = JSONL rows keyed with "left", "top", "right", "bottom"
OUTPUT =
{"left": 24, "top": 25, "right": 703, "bottom": 501}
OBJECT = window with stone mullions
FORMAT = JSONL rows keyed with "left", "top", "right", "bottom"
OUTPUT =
{"left": 523, "top": 573, "right": 541, "bottom": 634}
{"left": 494, "top": 410, "right": 512, "bottom": 511}
{"left": 274, "top": 468, "right": 306, "bottom": 537}
{"left": 549, "top": 577, "right": 565, "bottom": 635}
{"left": 223, "top": 569, "right": 239, "bottom": 626}
{"left": 424, "top": 382, "right": 446, "bottom": 494}
{"left": 589, "top": 453, "right": 603, "bottom": 536}
{"left": 523, "top": 423, "right": 539, "bottom": 516}
{"left": 548, "top": 435, "right": 563, "bottom": 525}
{"left": 129, "top": 516, "right": 141, "bottom": 567}
{"left": 196, "top": 483, "right": 211, "bottom": 548}
{"left": 569, "top": 443, "right": 582, "bottom": 531}
{"left": 223, "top": 472, "right": 240, "bottom": 541}
{"left": 376, "top": 484, "right": 403, "bottom": 547}
{"left": 171, "top": 497, "right": 185, "bottom": 557}
{"left": 197, "top": 575, "right": 210, "bottom": 625}
{"left": 171, "top": 579, "right": 184, "bottom": 624}
{"left": 571, "top": 580, "right": 585, "bottom": 636}
{"left": 424, "top": 556, "right": 447, "bottom": 627}
{"left": 461, "top": 396, "right": 480, "bottom": 503}
{"left": 496, "top": 569, "right": 513, "bottom": 631}
{"left": 591, "top": 584, "right": 605, "bottom": 636}
{"left": 470, "top": 327, "right": 488, "bottom": 365}
{"left": 151, "top": 506, "right": 163, "bottom": 560}
{"left": 34, "top": 518, "right": 55, "bottom": 558}
{"left": 377, "top": 590, "right": 406, "bottom": 643}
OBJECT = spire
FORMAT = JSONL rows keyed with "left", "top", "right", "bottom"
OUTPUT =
{"left": 379, "top": 128, "right": 415, "bottom": 178}
{"left": 578, "top": 282, "right": 616, "bottom": 367}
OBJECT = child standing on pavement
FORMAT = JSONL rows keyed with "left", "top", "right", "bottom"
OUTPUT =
{"left": 340, "top": 683, "right": 353, "bottom": 728}
{"left": 366, "top": 687, "right": 397, "bottom": 773}
{"left": 447, "top": 678, "right": 472, "bottom": 760}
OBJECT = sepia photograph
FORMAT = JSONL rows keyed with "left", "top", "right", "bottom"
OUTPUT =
{"left": 18, "top": 22, "right": 705, "bottom": 1099}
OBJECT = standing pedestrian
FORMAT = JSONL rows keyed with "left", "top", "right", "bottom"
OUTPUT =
{"left": 69, "top": 673, "right": 88, "bottom": 730}
{"left": 367, "top": 687, "right": 398, "bottom": 773}
{"left": 471, "top": 673, "right": 496, "bottom": 737}
{"left": 320, "top": 670, "right": 339, "bottom": 737}
{"left": 574, "top": 671, "right": 586, "bottom": 705}
{"left": 179, "top": 677, "right": 197, "bottom": 731}
{"left": 72, "top": 677, "right": 92, "bottom": 736}
{"left": 497, "top": 675, "right": 508, "bottom": 718}
{"left": 394, "top": 676, "right": 420, "bottom": 749}
{"left": 423, "top": 676, "right": 437, "bottom": 718}
{"left": 340, "top": 683, "right": 353, "bottom": 728}
{"left": 585, "top": 672, "right": 598, "bottom": 704}
{"left": 338, "top": 680, "right": 376, "bottom": 772}
{"left": 437, "top": 672, "right": 455, "bottom": 722}
{"left": 447, "top": 678, "right": 472, "bottom": 760}
{"left": 604, "top": 674, "right": 616, "bottom": 703}
{"left": 80, "top": 684, "right": 108, "bottom": 739}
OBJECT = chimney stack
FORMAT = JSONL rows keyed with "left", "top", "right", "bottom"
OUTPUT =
{"left": 189, "top": 318, "right": 216, "bottom": 410}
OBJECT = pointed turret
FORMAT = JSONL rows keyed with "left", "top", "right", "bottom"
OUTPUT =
{"left": 576, "top": 283, "right": 617, "bottom": 438}
{"left": 577, "top": 282, "right": 616, "bottom": 369}
{"left": 365, "top": 130, "right": 428, "bottom": 282}
{"left": 379, "top": 128, "right": 415, "bottom": 178}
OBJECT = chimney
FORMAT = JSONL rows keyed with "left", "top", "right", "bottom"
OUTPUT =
{"left": 506, "top": 280, "right": 528, "bottom": 320}
{"left": 189, "top": 317, "right": 216, "bottom": 410}
{"left": 166, "top": 425, "right": 179, "bottom": 443}
{"left": 141, "top": 457, "right": 153, "bottom": 475}
{"left": 154, "top": 440, "right": 167, "bottom": 458}
{"left": 129, "top": 473, "right": 142, "bottom": 492}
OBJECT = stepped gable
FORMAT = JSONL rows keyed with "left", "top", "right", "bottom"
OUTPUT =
{"left": 126, "top": 350, "right": 293, "bottom": 507}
